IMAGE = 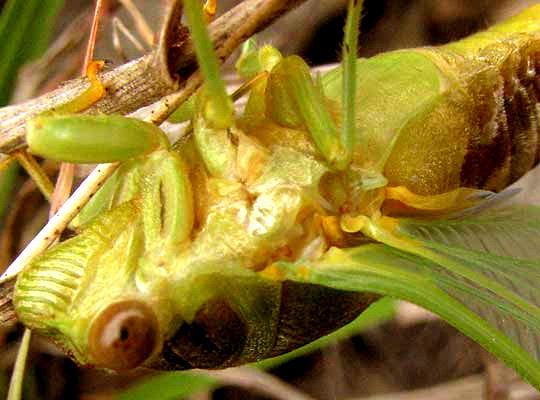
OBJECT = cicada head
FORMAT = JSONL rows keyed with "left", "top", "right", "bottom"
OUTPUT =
{"left": 13, "top": 201, "right": 164, "bottom": 370}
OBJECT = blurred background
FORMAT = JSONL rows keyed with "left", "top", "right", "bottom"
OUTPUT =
{"left": 1, "top": 0, "right": 540, "bottom": 399}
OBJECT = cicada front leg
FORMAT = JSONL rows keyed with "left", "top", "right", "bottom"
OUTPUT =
{"left": 10, "top": 60, "right": 106, "bottom": 203}
{"left": 256, "top": 1, "right": 363, "bottom": 172}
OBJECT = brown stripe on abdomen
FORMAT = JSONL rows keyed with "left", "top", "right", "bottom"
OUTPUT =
{"left": 460, "top": 38, "right": 540, "bottom": 191}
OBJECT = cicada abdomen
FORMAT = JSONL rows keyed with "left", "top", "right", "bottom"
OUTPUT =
{"left": 385, "top": 23, "right": 540, "bottom": 195}
{"left": 319, "top": 6, "right": 540, "bottom": 201}
{"left": 450, "top": 28, "right": 540, "bottom": 191}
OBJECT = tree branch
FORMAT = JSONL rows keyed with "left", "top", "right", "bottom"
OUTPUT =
{"left": 0, "top": 0, "right": 308, "bottom": 324}
{"left": 0, "top": 277, "right": 15, "bottom": 324}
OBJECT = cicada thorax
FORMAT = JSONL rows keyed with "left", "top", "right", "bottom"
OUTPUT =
{"left": 381, "top": 30, "right": 540, "bottom": 197}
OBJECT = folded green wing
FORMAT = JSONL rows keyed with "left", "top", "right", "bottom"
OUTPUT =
{"left": 396, "top": 206, "right": 540, "bottom": 357}
{"left": 270, "top": 205, "right": 540, "bottom": 388}
{"left": 398, "top": 205, "right": 540, "bottom": 258}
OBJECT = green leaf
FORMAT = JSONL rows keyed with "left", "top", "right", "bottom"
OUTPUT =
{"left": 273, "top": 209, "right": 540, "bottom": 390}
{"left": 0, "top": 0, "right": 64, "bottom": 105}
{"left": 116, "top": 372, "right": 219, "bottom": 400}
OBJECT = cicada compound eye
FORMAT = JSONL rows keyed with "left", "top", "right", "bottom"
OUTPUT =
{"left": 88, "top": 300, "right": 158, "bottom": 370}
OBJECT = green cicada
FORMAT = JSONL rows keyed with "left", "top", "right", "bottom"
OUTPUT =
{"left": 7, "top": 0, "right": 540, "bottom": 389}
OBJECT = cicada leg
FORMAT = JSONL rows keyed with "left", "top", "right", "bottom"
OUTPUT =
{"left": 72, "top": 146, "right": 194, "bottom": 244}
{"left": 264, "top": 56, "right": 347, "bottom": 169}
{"left": 56, "top": 60, "right": 106, "bottom": 114}
{"left": 13, "top": 61, "right": 106, "bottom": 203}
{"left": 264, "top": 0, "right": 363, "bottom": 171}
{"left": 340, "top": 0, "right": 363, "bottom": 166}
{"left": 11, "top": 150, "right": 54, "bottom": 201}
{"left": 184, "top": 0, "right": 234, "bottom": 129}
{"left": 48, "top": 59, "right": 107, "bottom": 214}
{"left": 14, "top": 59, "right": 106, "bottom": 202}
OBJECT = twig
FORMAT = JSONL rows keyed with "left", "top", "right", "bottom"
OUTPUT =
{"left": 202, "top": 367, "right": 316, "bottom": 400}
{"left": 113, "top": 17, "right": 148, "bottom": 61}
{"left": 0, "top": 163, "right": 119, "bottom": 282}
{"left": 0, "top": 277, "right": 15, "bottom": 324}
{"left": 6, "top": 328, "right": 31, "bottom": 400}
{"left": 118, "top": 0, "right": 155, "bottom": 47}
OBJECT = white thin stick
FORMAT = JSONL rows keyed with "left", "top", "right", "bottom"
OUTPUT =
{"left": 118, "top": 0, "right": 155, "bottom": 47}
{"left": 113, "top": 17, "right": 147, "bottom": 58}
{"left": 0, "top": 162, "right": 118, "bottom": 282}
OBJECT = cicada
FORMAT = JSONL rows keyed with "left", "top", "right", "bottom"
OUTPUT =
{"left": 7, "top": 0, "right": 540, "bottom": 389}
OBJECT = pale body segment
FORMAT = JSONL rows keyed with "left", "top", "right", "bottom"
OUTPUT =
{"left": 10, "top": 2, "right": 540, "bottom": 388}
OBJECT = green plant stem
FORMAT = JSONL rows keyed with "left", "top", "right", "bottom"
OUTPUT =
{"left": 7, "top": 328, "right": 32, "bottom": 400}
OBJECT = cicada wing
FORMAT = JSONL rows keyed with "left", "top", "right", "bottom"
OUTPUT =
{"left": 393, "top": 205, "right": 540, "bottom": 357}
{"left": 396, "top": 204, "right": 540, "bottom": 259}
{"left": 271, "top": 205, "right": 540, "bottom": 388}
